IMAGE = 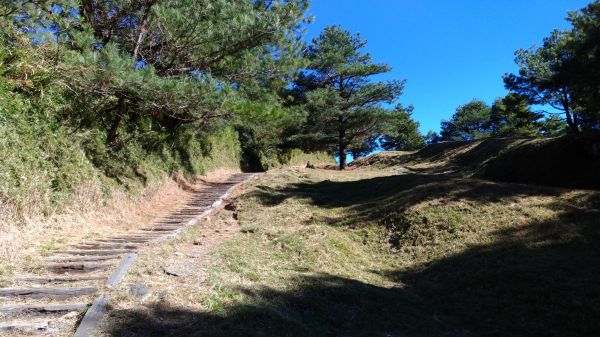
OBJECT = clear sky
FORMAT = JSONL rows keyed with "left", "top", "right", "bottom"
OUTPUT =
{"left": 303, "top": 0, "right": 590, "bottom": 134}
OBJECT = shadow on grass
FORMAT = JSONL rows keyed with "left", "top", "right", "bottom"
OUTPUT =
{"left": 386, "top": 204, "right": 600, "bottom": 337}
{"left": 248, "top": 173, "right": 564, "bottom": 227}
{"left": 247, "top": 172, "right": 600, "bottom": 336}
{"left": 105, "top": 274, "right": 462, "bottom": 337}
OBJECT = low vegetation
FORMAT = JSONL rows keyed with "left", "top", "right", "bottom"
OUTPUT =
{"left": 352, "top": 133, "right": 600, "bottom": 190}
{"left": 100, "top": 142, "right": 600, "bottom": 336}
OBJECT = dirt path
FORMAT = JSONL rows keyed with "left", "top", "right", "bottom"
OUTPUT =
{"left": 0, "top": 173, "right": 254, "bottom": 336}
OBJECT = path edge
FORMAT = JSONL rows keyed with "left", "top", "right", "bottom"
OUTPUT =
{"left": 72, "top": 173, "right": 255, "bottom": 337}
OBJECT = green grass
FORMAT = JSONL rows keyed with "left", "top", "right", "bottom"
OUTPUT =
{"left": 351, "top": 134, "right": 600, "bottom": 190}
{"left": 0, "top": 112, "right": 243, "bottom": 223}
{"left": 103, "top": 155, "right": 600, "bottom": 337}
{"left": 286, "top": 149, "right": 335, "bottom": 167}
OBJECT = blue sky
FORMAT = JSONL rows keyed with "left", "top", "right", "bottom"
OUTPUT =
{"left": 303, "top": 0, "right": 590, "bottom": 134}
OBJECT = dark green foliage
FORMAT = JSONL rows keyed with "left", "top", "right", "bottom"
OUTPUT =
{"left": 293, "top": 26, "right": 405, "bottom": 169}
{"left": 504, "top": 1, "right": 600, "bottom": 132}
{"left": 230, "top": 101, "right": 306, "bottom": 171}
{"left": 440, "top": 96, "right": 549, "bottom": 141}
{"left": 381, "top": 104, "right": 424, "bottom": 151}
{"left": 503, "top": 30, "right": 580, "bottom": 132}
{"left": 440, "top": 99, "right": 492, "bottom": 141}
{"left": 538, "top": 115, "right": 567, "bottom": 137}
{"left": 488, "top": 93, "right": 543, "bottom": 136}
{"left": 348, "top": 136, "right": 379, "bottom": 160}
{"left": 77, "top": 0, "right": 309, "bottom": 80}
{"left": 565, "top": 1, "right": 600, "bottom": 128}
{"left": 424, "top": 130, "right": 440, "bottom": 144}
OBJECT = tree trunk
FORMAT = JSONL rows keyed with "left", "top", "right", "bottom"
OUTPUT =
{"left": 338, "top": 128, "right": 346, "bottom": 170}
{"left": 339, "top": 142, "right": 347, "bottom": 170}
{"left": 132, "top": 2, "right": 155, "bottom": 62}
{"left": 562, "top": 96, "right": 579, "bottom": 133}
{"left": 107, "top": 96, "right": 126, "bottom": 146}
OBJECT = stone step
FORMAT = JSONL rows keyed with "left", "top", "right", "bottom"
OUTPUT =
{"left": 73, "top": 242, "right": 141, "bottom": 250}
{"left": 0, "top": 303, "right": 88, "bottom": 314}
{"left": 0, "top": 287, "right": 97, "bottom": 299}
{"left": 0, "top": 320, "right": 49, "bottom": 333}
{"left": 46, "top": 255, "right": 120, "bottom": 263}
{"left": 47, "top": 262, "right": 112, "bottom": 274}
{"left": 57, "top": 250, "right": 131, "bottom": 256}
{"left": 18, "top": 276, "right": 106, "bottom": 285}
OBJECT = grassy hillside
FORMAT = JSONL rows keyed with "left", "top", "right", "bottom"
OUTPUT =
{"left": 351, "top": 133, "right": 600, "bottom": 189}
{"left": 101, "top": 156, "right": 600, "bottom": 336}
{"left": 0, "top": 116, "right": 242, "bottom": 223}
{"left": 286, "top": 149, "right": 336, "bottom": 167}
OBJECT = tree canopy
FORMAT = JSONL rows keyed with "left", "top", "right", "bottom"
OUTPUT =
{"left": 292, "top": 26, "right": 405, "bottom": 169}
{"left": 488, "top": 93, "right": 543, "bottom": 137}
{"left": 440, "top": 100, "right": 492, "bottom": 141}
{"left": 380, "top": 104, "right": 424, "bottom": 151}
{"left": 504, "top": 0, "right": 600, "bottom": 132}
{"left": 565, "top": 1, "right": 600, "bottom": 127}
{"left": 0, "top": 0, "right": 316, "bottom": 178}
{"left": 503, "top": 30, "right": 580, "bottom": 132}
{"left": 5, "top": 0, "right": 598, "bottom": 181}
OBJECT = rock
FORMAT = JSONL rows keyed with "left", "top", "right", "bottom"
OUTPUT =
{"left": 129, "top": 282, "right": 149, "bottom": 298}
{"left": 158, "top": 289, "right": 170, "bottom": 301}
{"left": 162, "top": 267, "right": 181, "bottom": 277}
{"left": 193, "top": 240, "right": 202, "bottom": 246}
{"left": 60, "top": 311, "right": 79, "bottom": 320}
{"left": 162, "top": 262, "right": 193, "bottom": 277}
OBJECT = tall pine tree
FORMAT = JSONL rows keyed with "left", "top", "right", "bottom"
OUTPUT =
{"left": 294, "top": 26, "right": 404, "bottom": 169}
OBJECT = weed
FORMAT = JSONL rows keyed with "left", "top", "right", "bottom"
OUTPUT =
{"left": 240, "top": 225, "right": 258, "bottom": 234}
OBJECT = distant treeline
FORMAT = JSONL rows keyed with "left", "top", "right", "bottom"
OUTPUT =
{"left": 428, "top": 1, "right": 600, "bottom": 143}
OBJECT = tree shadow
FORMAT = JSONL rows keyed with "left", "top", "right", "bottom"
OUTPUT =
{"left": 105, "top": 274, "right": 464, "bottom": 337}
{"left": 357, "top": 138, "right": 523, "bottom": 173}
{"left": 353, "top": 134, "right": 600, "bottom": 190}
{"left": 247, "top": 172, "right": 564, "bottom": 229}
{"left": 245, "top": 170, "right": 600, "bottom": 336}
{"left": 381, "top": 196, "right": 600, "bottom": 337}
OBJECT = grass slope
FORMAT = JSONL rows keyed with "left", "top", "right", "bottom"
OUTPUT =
{"left": 103, "top": 157, "right": 600, "bottom": 337}
{"left": 351, "top": 133, "right": 600, "bottom": 189}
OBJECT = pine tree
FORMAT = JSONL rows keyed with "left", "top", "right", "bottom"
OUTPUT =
{"left": 294, "top": 26, "right": 404, "bottom": 169}
{"left": 489, "top": 93, "right": 543, "bottom": 136}
{"left": 381, "top": 104, "right": 424, "bottom": 151}
{"left": 440, "top": 100, "right": 492, "bottom": 141}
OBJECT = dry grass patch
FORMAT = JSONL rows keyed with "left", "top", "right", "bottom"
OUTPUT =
{"left": 0, "top": 169, "right": 240, "bottom": 287}
{"left": 98, "top": 168, "right": 459, "bottom": 337}
{"left": 97, "top": 163, "right": 599, "bottom": 336}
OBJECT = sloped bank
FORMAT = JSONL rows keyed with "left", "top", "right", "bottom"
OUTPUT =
{"left": 350, "top": 132, "right": 600, "bottom": 190}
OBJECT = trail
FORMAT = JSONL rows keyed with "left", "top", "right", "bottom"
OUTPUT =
{"left": 0, "top": 173, "right": 254, "bottom": 336}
